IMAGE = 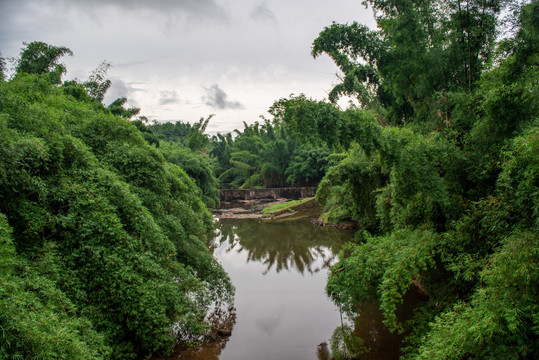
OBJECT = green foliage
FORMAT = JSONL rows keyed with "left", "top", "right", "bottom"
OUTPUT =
{"left": 316, "top": 145, "right": 385, "bottom": 229}
{"left": 415, "top": 231, "right": 538, "bottom": 360}
{"left": 15, "top": 41, "right": 73, "bottom": 84}
{"left": 131, "top": 118, "right": 160, "bottom": 147}
{"left": 285, "top": 145, "right": 331, "bottom": 185}
{"left": 329, "top": 324, "right": 367, "bottom": 360}
{"left": 209, "top": 107, "right": 353, "bottom": 190}
{"left": 0, "top": 214, "right": 110, "bottom": 360}
{"left": 261, "top": 197, "right": 314, "bottom": 217}
{"left": 378, "top": 128, "right": 465, "bottom": 232}
{"left": 211, "top": 120, "right": 321, "bottom": 189}
{"left": 107, "top": 97, "right": 140, "bottom": 119}
{"left": 148, "top": 116, "right": 213, "bottom": 152}
{"left": 142, "top": 117, "right": 221, "bottom": 206}
{"left": 315, "top": 125, "right": 464, "bottom": 232}
{"left": 308, "top": 1, "right": 539, "bottom": 358}
{"left": 312, "top": 0, "right": 504, "bottom": 124}
{"left": 269, "top": 94, "right": 344, "bottom": 147}
{"left": 219, "top": 150, "right": 261, "bottom": 188}
{"left": 83, "top": 60, "right": 112, "bottom": 103}
{"left": 186, "top": 114, "right": 213, "bottom": 152}
{"left": 497, "top": 124, "right": 539, "bottom": 229}
{"left": 270, "top": 94, "right": 381, "bottom": 150}
{"left": 327, "top": 229, "right": 438, "bottom": 328}
{"left": 159, "top": 141, "right": 220, "bottom": 208}
{"left": 150, "top": 120, "right": 192, "bottom": 144}
{"left": 0, "top": 51, "right": 232, "bottom": 360}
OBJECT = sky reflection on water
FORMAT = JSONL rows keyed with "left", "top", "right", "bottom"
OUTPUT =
{"left": 161, "top": 215, "right": 413, "bottom": 360}
{"left": 207, "top": 217, "right": 353, "bottom": 360}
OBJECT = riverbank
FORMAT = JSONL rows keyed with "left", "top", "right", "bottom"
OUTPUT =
{"left": 216, "top": 198, "right": 359, "bottom": 230}
{"left": 215, "top": 197, "right": 318, "bottom": 220}
{"left": 214, "top": 197, "right": 358, "bottom": 230}
{"left": 214, "top": 199, "right": 288, "bottom": 219}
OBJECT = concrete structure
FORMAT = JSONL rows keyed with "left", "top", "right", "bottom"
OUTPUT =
{"left": 220, "top": 187, "right": 316, "bottom": 202}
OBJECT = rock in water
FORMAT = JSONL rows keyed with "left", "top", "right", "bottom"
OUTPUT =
{"left": 217, "top": 329, "right": 232, "bottom": 337}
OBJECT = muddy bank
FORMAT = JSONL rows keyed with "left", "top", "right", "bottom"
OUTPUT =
{"left": 214, "top": 199, "right": 288, "bottom": 219}
{"left": 215, "top": 199, "right": 359, "bottom": 229}
{"left": 215, "top": 198, "right": 322, "bottom": 222}
{"left": 216, "top": 197, "right": 317, "bottom": 218}
{"left": 310, "top": 218, "right": 358, "bottom": 230}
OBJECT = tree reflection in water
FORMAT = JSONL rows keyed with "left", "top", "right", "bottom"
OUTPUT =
{"left": 165, "top": 214, "right": 358, "bottom": 360}
{"left": 213, "top": 218, "right": 353, "bottom": 275}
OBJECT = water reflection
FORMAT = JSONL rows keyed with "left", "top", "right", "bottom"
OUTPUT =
{"left": 214, "top": 218, "right": 353, "bottom": 275}
{"left": 352, "top": 285, "right": 427, "bottom": 360}
{"left": 352, "top": 302, "right": 402, "bottom": 360}
{"left": 158, "top": 212, "right": 414, "bottom": 360}
{"left": 165, "top": 309, "right": 236, "bottom": 360}
{"left": 202, "top": 216, "right": 354, "bottom": 360}
{"left": 164, "top": 213, "right": 357, "bottom": 360}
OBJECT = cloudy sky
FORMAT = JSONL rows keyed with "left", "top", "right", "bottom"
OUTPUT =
{"left": 0, "top": 0, "right": 375, "bottom": 134}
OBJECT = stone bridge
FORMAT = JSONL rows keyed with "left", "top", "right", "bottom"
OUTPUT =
{"left": 219, "top": 187, "right": 316, "bottom": 202}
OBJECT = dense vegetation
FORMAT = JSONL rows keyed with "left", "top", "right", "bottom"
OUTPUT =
{"left": 144, "top": 116, "right": 221, "bottom": 208}
{"left": 1, "top": 0, "right": 537, "bottom": 359}
{"left": 0, "top": 43, "right": 232, "bottom": 360}
{"left": 272, "top": 0, "right": 537, "bottom": 358}
{"left": 209, "top": 120, "right": 332, "bottom": 189}
{"left": 148, "top": 118, "right": 332, "bottom": 190}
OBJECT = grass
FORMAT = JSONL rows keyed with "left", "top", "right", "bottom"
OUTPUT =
{"left": 261, "top": 197, "right": 315, "bottom": 217}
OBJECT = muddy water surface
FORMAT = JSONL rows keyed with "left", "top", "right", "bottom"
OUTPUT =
{"left": 163, "top": 208, "right": 406, "bottom": 360}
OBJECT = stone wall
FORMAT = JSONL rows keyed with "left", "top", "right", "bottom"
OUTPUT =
{"left": 219, "top": 187, "right": 316, "bottom": 202}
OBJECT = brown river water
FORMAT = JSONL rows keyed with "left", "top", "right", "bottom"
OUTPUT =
{"left": 158, "top": 206, "right": 412, "bottom": 360}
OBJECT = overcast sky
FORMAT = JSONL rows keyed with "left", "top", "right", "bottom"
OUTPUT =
{"left": 0, "top": 0, "right": 375, "bottom": 134}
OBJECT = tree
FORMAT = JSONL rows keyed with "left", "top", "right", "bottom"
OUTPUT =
{"left": 187, "top": 114, "right": 213, "bottom": 152}
{"left": 298, "top": 1, "right": 538, "bottom": 358}
{"left": 83, "top": 60, "right": 112, "bottom": 103}
{"left": 285, "top": 145, "right": 331, "bottom": 186}
{"left": 0, "top": 53, "right": 5, "bottom": 81}
{"left": 107, "top": 97, "right": 140, "bottom": 119}
{"left": 209, "top": 120, "right": 304, "bottom": 189}
{"left": 15, "top": 41, "right": 72, "bottom": 84}
{"left": 312, "top": 0, "right": 505, "bottom": 124}
{"left": 159, "top": 141, "right": 221, "bottom": 208}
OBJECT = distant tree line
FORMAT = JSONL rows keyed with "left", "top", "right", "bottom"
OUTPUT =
{"left": 145, "top": 117, "right": 332, "bottom": 191}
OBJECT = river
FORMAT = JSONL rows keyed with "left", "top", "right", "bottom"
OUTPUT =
{"left": 161, "top": 207, "right": 408, "bottom": 360}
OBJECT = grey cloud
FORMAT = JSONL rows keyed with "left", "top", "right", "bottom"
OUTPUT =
{"left": 104, "top": 78, "right": 145, "bottom": 106}
{"left": 87, "top": 0, "right": 228, "bottom": 20}
{"left": 0, "top": 0, "right": 228, "bottom": 27}
{"left": 0, "top": 1, "right": 73, "bottom": 48}
{"left": 44, "top": 0, "right": 222, "bottom": 13}
{"left": 203, "top": 84, "right": 244, "bottom": 110}
{"left": 250, "top": 2, "right": 277, "bottom": 24}
{"left": 158, "top": 90, "right": 181, "bottom": 105}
